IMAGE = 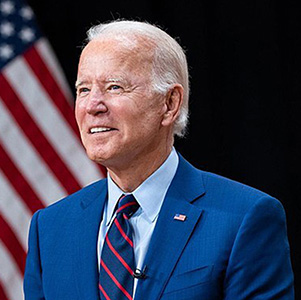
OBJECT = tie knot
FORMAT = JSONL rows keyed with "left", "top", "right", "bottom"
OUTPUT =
{"left": 116, "top": 194, "right": 139, "bottom": 218}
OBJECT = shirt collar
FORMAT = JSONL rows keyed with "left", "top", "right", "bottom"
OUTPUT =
{"left": 106, "top": 148, "right": 179, "bottom": 225}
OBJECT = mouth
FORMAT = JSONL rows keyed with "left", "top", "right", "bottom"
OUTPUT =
{"left": 89, "top": 127, "right": 117, "bottom": 134}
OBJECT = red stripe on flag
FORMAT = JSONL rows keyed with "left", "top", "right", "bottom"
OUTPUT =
{"left": 105, "top": 235, "right": 134, "bottom": 275}
{"left": 0, "top": 74, "right": 81, "bottom": 195}
{"left": 100, "top": 260, "right": 133, "bottom": 300}
{"left": 0, "top": 214, "right": 26, "bottom": 274}
{"left": 0, "top": 283, "right": 9, "bottom": 300}
{"left": 0, "top": 144, "right": 44, "bottom": 213}
{"left": 98, "top": 164, "right": 107, "bottom": 178}
{"left": 22, "top": 45, "right": 107, "bottom": 178}
{"left": 114, "top": 219, "right": 133, "bottom": 247}
{"left": 23, "top": 45, "right": 79, "bottom": 136}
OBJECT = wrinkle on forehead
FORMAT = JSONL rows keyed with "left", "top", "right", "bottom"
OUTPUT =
{"left": 76, "top": 37, "right": 157, "bottom": 93}
{"left": 81, "top": 34, "right": 155, "bottom": 66}
{"left": 78, "top": 37, "right": 155, "bottom": 81}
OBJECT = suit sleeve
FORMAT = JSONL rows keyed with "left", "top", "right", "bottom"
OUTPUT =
{"left": 23, "top": 210, "right": 45, "bottom": 300}
{"left": 223, "top": 196, "right": 294, "bottom": 299}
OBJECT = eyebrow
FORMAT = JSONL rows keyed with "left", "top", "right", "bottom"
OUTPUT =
{"left": 75, "top": 80, "right": 83, "bottom": 89}
{"left": 107, "top": 77, "right": 125, "bottom": 83}
{"left": 75, "top": 77, "right": 127, "bottom": 90}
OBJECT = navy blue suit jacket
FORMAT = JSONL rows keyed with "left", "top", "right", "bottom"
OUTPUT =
{"left": 24, "top": 155, "right": 294, "bottom": 299}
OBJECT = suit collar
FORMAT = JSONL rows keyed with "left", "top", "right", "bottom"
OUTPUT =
{"left": 75, "top": 179, "right": 108, "bottom": 299}
{"left": 106, "top": 148, "right": 179, "bottom": 224}
{"left": 74, "top": 155, "right": 206, "bottom": 300}
{"left": 80, "top": 178, "right": 107, "bottom": 209}
{"left": 78, "top": 153, "right": 205, "bottom": 209}
{"left": 135, "top": 155, "right": 206, "bottom": 300}
{"left": 172, "top": 153, "right": 206, "bottom": 202}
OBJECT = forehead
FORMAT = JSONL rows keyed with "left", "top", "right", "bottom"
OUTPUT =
{"left": 78, "top": 38, "right": 154, "bottom": 77}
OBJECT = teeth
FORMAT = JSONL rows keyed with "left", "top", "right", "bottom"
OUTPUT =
{"left": 90, "top": 127, "right": 112, "bottom": 133}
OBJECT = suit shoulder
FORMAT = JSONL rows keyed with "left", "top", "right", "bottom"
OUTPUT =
{"left": 199, "top": 169, "right": 282, "bottom": 212}
{"left": 39, "top": 178, "right": 107, "bottom": 215}
{"left": 177, "top": 154, "right": 279, "bottom": 211}
{"left": 202, "top": 170, "right": 269, "bottom": 197}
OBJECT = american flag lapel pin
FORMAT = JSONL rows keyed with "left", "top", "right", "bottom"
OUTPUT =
{"left": 174, "top": 214, "right": 187, "bottom": 221}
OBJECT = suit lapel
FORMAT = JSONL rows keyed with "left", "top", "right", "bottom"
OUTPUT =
{"left": 73, "top": 179, "right": 108, "bottom": 300}
{"left": 135, "top": 156, "right": 206, "bottom": 300}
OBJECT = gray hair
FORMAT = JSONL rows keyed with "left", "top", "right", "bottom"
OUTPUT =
{"left": 86, "top": 20, "right": 189, "bottom": 137}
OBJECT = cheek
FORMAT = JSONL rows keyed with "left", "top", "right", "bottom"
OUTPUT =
{"left": 129, "top": 109, "right": 162, "bottom": 138}
{"left": 75, "top": 101, "right": 84, "bottom": 127}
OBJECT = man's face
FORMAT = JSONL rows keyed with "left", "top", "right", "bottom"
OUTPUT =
{"left": 75, "top": 38, "right": 168, "bottom": 169}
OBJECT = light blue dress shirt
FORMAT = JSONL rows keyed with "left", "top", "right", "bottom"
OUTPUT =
{"left": 97, "top": 148, "right": 179, "bottom": 295}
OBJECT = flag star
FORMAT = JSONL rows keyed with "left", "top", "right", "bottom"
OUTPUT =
{"left": 20, "top": 6, "right": 34, "bottom": 20}
{"left": 19, "top": 27, "right": 35, "bottom": 43}
{"left": 0, "top": 0, "right": 15, "bottom": 15}
{"left": 0, "top": 21, "right": 15, "bottom": 37}
{"left": 0, "top": 44, "right": 14, "bottom": 60}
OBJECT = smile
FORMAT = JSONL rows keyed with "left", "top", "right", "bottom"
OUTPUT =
{"left": 89, "top": 127, "right": 115, "bottom": 133}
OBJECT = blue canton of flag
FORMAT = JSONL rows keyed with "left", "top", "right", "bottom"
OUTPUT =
{"left": 0, "top": 0, "right": 41, "bottom": 69}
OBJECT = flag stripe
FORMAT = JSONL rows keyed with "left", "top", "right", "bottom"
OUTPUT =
{"left": 36, "top": 38, "right": 74, "bottom": 103}
{"left": 0, "top": 99, "right": 67, "bottom": 204}
{"left": 0, "top": 74, "right": 82, "bottom": 194}
{"left": 34, "top": 39, "right": 106, "bottom": 178}
{"left": 0, "top": 241, "right": 24, "bottom": 300}
{"left": 0, "top": 170, "right": 32, "bottom": 250}
{"left": 0, "top": 214, "right": 26, "bottom": 274}
{"left": 0, "top": 144, "right": 44, "bottom": 213}
{"left": 4, "top": 54, "right": 103, "bottom": 187}
{"left": 0, "top": 283, "right": 9, "bottom": 300}
{"left": 0, "top": 3, "right": 105, "bottom": 299}
{"left": 23, "top": 45, "right": 79, "bottom": 135}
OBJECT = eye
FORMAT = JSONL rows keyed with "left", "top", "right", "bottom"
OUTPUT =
{"left": 108, "top": 84, "right": 122, "bottom": 91}
{"left": 77, "top": 87, "right": 90, "bottom": 95}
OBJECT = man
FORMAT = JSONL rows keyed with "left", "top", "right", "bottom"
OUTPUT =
{"left": 24, "top": 20, "right": 294, "bottom": 299}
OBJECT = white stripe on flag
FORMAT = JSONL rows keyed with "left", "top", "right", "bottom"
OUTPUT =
{"left": 36, "top": 38, "right": 74, "bottom": 103}
{"left": 0, "top": 241, "right": 24, "bottom": 300}
{"left": 0, "top": 170, "right": 32, "bottom": 250}
{"left": 0, "top": 99, "right": 67, "bottom": 205}
{"left": 4, "top": 57, "right": 102, "bottom": 187}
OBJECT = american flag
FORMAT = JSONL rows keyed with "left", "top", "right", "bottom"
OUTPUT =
{"left": 173, "top": 214, "right": 186, "bottom": 221}
{"left": 0, "top": 0, "right": 105, "bottom": 299}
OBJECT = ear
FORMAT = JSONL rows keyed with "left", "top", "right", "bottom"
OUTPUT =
{"left": 161, "top": 84, "right": 184, "bottom": 127}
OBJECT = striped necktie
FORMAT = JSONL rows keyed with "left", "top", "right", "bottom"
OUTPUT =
{"left": 99, "top": 194, "right": 139, "bottom": 300}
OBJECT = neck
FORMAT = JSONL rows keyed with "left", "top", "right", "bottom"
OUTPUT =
{"left": 107, "top": 144, "right": 173, "bottom": 192}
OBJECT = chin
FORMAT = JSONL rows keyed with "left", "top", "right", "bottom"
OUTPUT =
{"left": 85, "top": 147, "right": 103, "bottom": 162}
{"left": 85, "top": 147, "right": 113, "bottom": 165}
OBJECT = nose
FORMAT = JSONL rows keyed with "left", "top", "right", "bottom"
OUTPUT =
{"left": 86, "top": 88, "right": 108, "bottom": 115}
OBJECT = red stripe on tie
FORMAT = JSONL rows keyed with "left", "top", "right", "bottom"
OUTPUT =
{"left": 100, "top": 260, "right": 133, "bottom": 300}
{"left": 114, "top": 218, "right": 133, "bottom": 247}
{"left": 105, "top": 235, "right": 134, "bottom": 275}
{"left": 117, "top": 201, "right": 137, "bottom": 214}
{"left": 98, "top": 283, "right": 111, "bottom": 300}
